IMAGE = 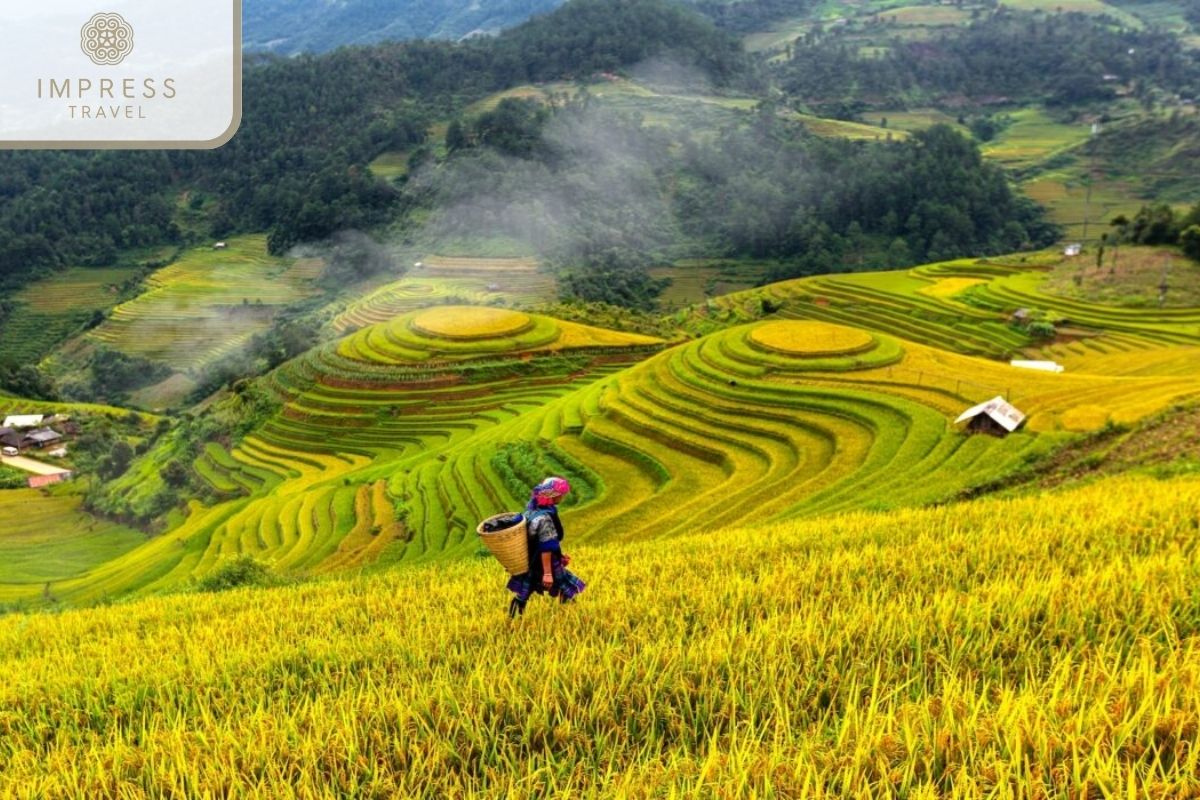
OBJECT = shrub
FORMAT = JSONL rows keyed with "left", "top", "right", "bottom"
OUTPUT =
{"left": 195, "top": 556, "right": 279, "bottom": 593}
{"left": 1027, "top": 321, "right": 1056, "bottom": 339}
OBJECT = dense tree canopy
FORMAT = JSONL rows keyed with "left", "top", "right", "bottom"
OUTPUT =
{"left": 773, "top": 11, "right": 1200, "bottom": 113}
{"left": 417, "top": 96, "right": 1055, "bottom": 305}
{"left": 0, "top": 0, "right": 748, "bottom": 285}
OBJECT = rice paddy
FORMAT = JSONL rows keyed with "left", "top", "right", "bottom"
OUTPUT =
{"left": 980, "top": 108, "right": 1093, "bottom": 172}
{"left": 85, "top": 236, "right": 323, "bottom": 371}
{"left": 331, "top": 257, "right": 556, "bottom": 333}
{"left": 4, "top": 241, "right": 1200, "bottom": 795}
{"left": 0, "top": 474, "right": 1197, "bottom": 796}
{"left": 0, "top": 490, "right": 145, "bottom": 592}
{"left": 5, "top": 250, "right": 1199, "bottom": 606}
{"left": 0, "top": 266, "right": 138, "bottom": 366}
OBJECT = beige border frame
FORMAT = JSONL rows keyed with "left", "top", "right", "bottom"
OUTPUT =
{"left": 1, "top": 0, "right": 242, "bottom": 150}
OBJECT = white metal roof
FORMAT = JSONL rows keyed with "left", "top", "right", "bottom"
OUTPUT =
{"left": 1010, "top": 360, "right": 1064, "bottom": 373}
{"left": 954, "top": 395, "right": 1027, "bottom": 432}
{"left": 2, "top": 415, "right": 44, "bottom": 429}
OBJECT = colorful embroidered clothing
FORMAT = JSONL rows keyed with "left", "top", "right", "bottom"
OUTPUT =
{"left": 507, "top": 557, "right": 587, "bottom": 603}
{"left": 528, "top": 508, "right": 563, "bottom": 553}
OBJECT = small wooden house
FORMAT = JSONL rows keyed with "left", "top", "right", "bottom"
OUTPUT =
{"left": 954, "top": 396, "right": 1027, "bottom": 436}
{"left": 0, "top": 427, "right": 20, "bottom": 449}
{"left": 23, "top": 428, "right": 63, "bottom": 450}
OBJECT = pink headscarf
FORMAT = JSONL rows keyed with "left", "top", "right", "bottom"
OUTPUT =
{"left": 529, "top": 476, "right": 571, "bottom": 508}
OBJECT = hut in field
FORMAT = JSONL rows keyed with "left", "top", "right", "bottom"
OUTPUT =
{"left": 954, "top": 396, "right": 1026, "bottom": 436}
{"left": 1063, "top": 243, "right": 1082, "bottom": 257}
{"left": 212, "top": 241, "right": 228, "bottom": 250}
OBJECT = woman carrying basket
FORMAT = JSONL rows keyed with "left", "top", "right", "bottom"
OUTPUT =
{"left": 507, "top": 476, "right": 586, "bottom": 618}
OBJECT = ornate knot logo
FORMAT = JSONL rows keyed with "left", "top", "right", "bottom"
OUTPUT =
{"left": 81, "top": 12, "right": 134, "bottom": 66}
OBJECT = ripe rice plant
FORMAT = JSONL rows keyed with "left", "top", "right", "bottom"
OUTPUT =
{"left": 0, "top": 476, "right": 1196, "bottom": 797}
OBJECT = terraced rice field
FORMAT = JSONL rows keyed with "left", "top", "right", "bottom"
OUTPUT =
{"left": 332, "top": 257, "right": 556, "bottom": 333}
{"left": 981, "top": 108, "right": 1092, "bottom": 171}
{"left": 0, "top": 266, "right": 138, "bottom": 365}
{"left": 693, "top": 254, "right": 1200, "bottom": 367}
{"left": 11, "top": 253, "right": 1200, "bottom": 604}
{"left": 382, "top": 307, "right": 1199, "bottom": 559}
{"left": 86, "top": 236, "right": 323, "bottom": 370}
{"left": 0, "top": 490, "right": 145, "bottom": 598}
{"left": 3, "top": 475, "right": 1198, "bottom": 796}
{"left": 0, "top": 311, "right": 665, "bottom": 604}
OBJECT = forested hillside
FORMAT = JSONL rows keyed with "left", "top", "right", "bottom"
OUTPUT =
{"left": 774, "top": 11, "right": 1200, "bottom": 113}
{"left": 0, "top": 0, "right": 745, "bottom": 291}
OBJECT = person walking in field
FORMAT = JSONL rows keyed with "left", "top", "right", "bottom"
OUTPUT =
{"left": 507, "top": 476, "right": 586, "bottom": 617}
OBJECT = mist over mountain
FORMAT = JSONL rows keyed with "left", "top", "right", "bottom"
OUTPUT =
{"left": 243, "top": 0, "right": 569, "bottom": 53}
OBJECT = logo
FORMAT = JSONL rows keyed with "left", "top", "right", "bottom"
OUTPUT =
{"left": 81, "top": 13, "right": 135, "bottom": 66}
{"left": 3, "top": 1, "right": 241, "bottom": 149}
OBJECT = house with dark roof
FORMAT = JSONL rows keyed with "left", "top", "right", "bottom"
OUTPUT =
{"left": 0, "top": 427, "right": 21, "bottom": 449}
{"left": 23, "top": 428, "right": 63, "bottom": 450}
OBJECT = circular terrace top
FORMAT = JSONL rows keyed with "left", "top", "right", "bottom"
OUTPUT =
{"left": 410, "top": 306, "right": 533, "bottom": 340}
{"left": 749, "top": 321, "right": 874, "bottom": 357}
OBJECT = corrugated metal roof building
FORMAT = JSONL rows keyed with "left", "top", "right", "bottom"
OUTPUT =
{"left": 2, "top": 414, "right": 44, "bottom": 429}
{"left": 954, "top": 396, "right": 1027, "bottom": 436}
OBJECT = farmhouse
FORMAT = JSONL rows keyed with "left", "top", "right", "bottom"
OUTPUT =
{"left": 0, "top": 427, "right": 20, "bottom": 449}
{"left": 1010, "top": 308, "right": 1032, "bottom": 324}
{"left": 954, "top": 396, "right": 1027, "bottom": 436}
{"left": 1063, "top": 243, "right": 1082, "bottom": 257}
{"left": 0, "top": 425, "right": 66, "bottom": 453}
{"left": 23, "top": 428, "right": 64, "bottom": 450}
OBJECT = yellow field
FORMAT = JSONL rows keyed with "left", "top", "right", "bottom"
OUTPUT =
{"left": 411, "top": 307, "right": 533, "bottom": 339}
{"left": 917, "top": 277, "right": 986, "bottom": 299}
{"left": 750, "top": 320, "right": 874, "bottom": 355}
{"left": 0, "top": 475, "right": 1196, "bottom": 796}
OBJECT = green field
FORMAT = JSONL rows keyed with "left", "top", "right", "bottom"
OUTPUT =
{"left": 0, "top": 490, "right": 145, "bottom": 592}
{"left": 85, "top": 236, "right": 322, "bottom": 374}
{"left": 367, "top": 151, "right": 412, "bottom": 181}
{"left": 980, "top": 108, "right": 1093, "bottom": 171}
{"left": 649, "top": 261, "right": 759, "bottom": 309}
{"left": 0, "top": 266, "right": 139, "bottom": 366}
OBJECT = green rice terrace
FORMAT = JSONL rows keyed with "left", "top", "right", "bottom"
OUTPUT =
{"left": 3, "top": 250, "right": 1199, "bottom": 608}
{"left": 85, "top": 236, "right": 322, "bottom": 368}
{"left": 332, "top": 256, "right": 556, "bottom": 333}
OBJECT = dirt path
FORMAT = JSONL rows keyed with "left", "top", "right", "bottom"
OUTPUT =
{"left": 0, "top": 455, "right": 70, "bottom": 476}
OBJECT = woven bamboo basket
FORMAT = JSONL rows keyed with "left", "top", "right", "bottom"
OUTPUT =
{"left": 476, "top": 512, "right": 529, "bottom": 576}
